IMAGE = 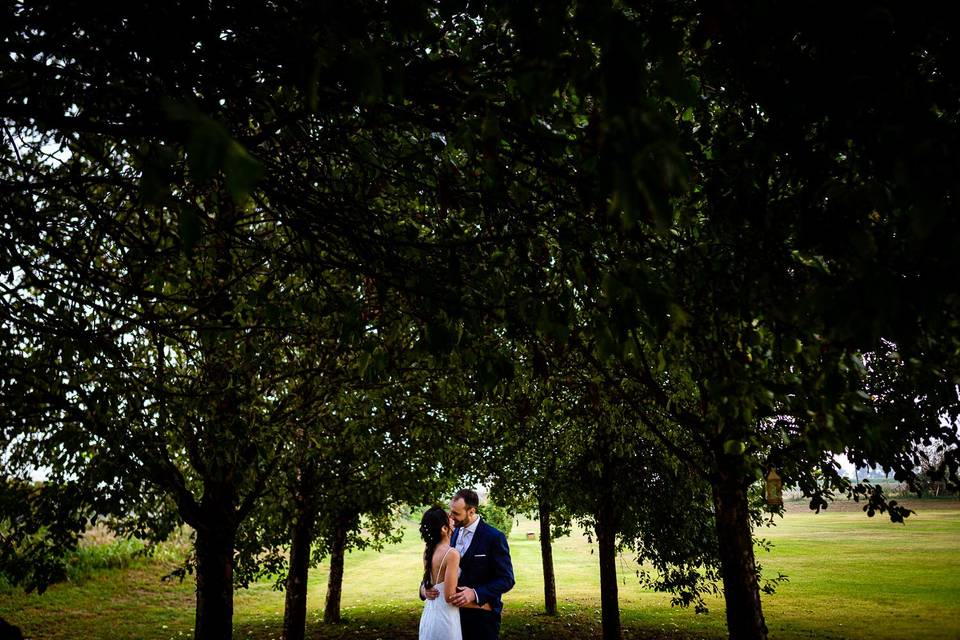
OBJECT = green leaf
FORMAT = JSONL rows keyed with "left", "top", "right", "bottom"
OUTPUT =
{"left": 722, "top": 440, "right": 747, "bottom": 456}
{"left": 481, "top": 112, "right": 501, "bottom": 142}
{"left": 224, "top": 141, "right": 264, "bottom": 203}
{"left": 181, "top": 118, "right": 227, "bottom": 182}
{"left": 165, "top": 101, "right": 262, "bottom": 200}
{"left": 178, "top": 206, "right": 202, "bottom": 254}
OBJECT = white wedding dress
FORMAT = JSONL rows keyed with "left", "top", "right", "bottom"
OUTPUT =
{"left": 419, "top": 547, "right": 462, "bottom": 640}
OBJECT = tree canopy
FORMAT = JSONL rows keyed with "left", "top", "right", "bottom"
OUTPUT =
{"left": 3, "top": 3, "right": 959, "bottom": 640}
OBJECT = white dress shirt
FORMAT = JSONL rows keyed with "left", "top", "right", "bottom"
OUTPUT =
{"left": 455, "top": 514, "right": 482, "bottom": 603}
{"left": 455, "top": 514, "right": 481, "bottom": 556}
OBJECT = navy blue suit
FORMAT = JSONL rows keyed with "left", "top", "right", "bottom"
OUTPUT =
{"left": 451, "top": 519, "right": 515, "bottom": 640}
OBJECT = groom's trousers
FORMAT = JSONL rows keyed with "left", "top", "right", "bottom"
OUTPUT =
{"left": 460, "top": 608, "right": 501, "bottom": 640}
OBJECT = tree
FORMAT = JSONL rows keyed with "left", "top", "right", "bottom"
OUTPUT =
{"left": 484, "top": 345, "right": 575, "bottom": 617}
{"left": 489, "top": 346, "right": 720, "bottom": 639}
{"left": 541, "top": 5, "right": 960, "bottom": 639}
{"left": 915, "top": 442, "right": 957, "bottom": 498}
{"left": 1, "top": 4, "right": 494, "bottom": 638}
{"left": 310, "top": 386, "right": 467, "bottom": 627}
{"left": 8, "top": 6, "right": 959, "bottom": 640}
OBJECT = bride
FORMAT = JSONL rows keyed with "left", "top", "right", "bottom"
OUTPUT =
{"left": 418, "top": 506, "right": 489, "bottom": 640}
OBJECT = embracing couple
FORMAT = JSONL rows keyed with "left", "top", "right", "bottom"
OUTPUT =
{"left": 418, "top": 489, "right": 515, "bottom": 640}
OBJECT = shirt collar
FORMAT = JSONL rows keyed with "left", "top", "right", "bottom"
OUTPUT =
{"left": 462, "top": 514, "right": 481, "bottom": 535}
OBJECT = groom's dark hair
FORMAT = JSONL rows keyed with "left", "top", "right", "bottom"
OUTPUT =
{"left": 453, "top": 489, "right": 479, "bottom": 509}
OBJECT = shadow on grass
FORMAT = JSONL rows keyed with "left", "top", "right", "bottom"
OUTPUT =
{"left": 234, "top": 609, "right": 723, "bottom": 640}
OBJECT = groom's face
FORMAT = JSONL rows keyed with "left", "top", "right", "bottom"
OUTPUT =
{"left": 449, "top": 497, "right": 475, "bottom": 527}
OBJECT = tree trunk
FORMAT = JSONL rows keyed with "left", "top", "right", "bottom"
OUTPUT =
{"left": 323, "top": 521, "right": 348, "bottom": 624}
{"left": 282, "top": 506, "right": 315, "bottom": 640}
{"left": 194, "top": 524, "right": 236, "bottom": 640}
{"left": 538, "top": 500, "right": 557, "bottom": 616}
{"left": 595, "top": 503, "right": 620, "bottom": 640}
{"left": 713, "top": 469, "right": 768, "bottom": 640}
{"left": 193, "top": 208, "right": 239, "bottom": 640}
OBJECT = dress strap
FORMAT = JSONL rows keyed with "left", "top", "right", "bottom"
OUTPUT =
{"left": 434, "top": 546, "right": 454, "bottom": 584}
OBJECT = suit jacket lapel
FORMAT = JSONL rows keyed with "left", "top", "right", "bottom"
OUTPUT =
{"left": 463, "top": 520, "right": 484, "bottom": 560}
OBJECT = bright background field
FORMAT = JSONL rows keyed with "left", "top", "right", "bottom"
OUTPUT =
{"left": 2, "top": 500, "right": 958, "bottom": 640}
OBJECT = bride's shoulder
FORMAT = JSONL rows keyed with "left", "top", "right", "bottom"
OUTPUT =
{"left": 435, "top": 543, "right": 457, "bottom": 558}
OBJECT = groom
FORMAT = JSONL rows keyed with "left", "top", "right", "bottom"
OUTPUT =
{"left": 420, "top": 489, "right": 515, "bottom": 640}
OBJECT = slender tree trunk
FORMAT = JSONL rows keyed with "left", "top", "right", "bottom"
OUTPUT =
{"left": 713, "top": 468, "right": 768, "bottom": 640}
{"left": 194, "top": 206, "right": 239, "bottom": 640}
{"left": 194, "top": 523, "right": 236, "bottom": 640}
{"left": 538, "top": 500, "right": 557, "bottom": 616}
{"left": 595, "top": 503, "right": 620, "bottom": 640}
{"left": 282, "top": 503, "right": 315, "bottom": 640}
{"left": 323, "top": 520, "right": 348, "bottom": 624}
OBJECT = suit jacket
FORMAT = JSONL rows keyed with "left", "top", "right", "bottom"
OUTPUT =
{"left": 451, "top": 519, "right": 515, "bottom": 616}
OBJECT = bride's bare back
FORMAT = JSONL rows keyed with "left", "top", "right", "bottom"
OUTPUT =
{"left": 430, "top": 544, "right": 459, "bottom": 590}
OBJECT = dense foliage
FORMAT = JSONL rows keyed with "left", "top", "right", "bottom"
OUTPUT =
{"left": 3, "top": 3, "right": 959, "bottom": 640}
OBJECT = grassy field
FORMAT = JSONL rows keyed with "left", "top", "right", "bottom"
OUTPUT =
{"left": 2, "top": 500, "right": 958, "bottom": 640}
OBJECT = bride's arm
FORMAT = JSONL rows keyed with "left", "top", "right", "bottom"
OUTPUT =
{"left": 443, "top": 548, "right": 460, "bottom": 594}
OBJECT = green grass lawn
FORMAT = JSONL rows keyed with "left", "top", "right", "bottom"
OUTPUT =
{"left": 2, "top": 502, "right": 958, "bottom": 640}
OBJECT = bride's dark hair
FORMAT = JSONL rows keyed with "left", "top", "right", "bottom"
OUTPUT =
{"left": 419, "top": 506, "right": 449, "bottom": 587}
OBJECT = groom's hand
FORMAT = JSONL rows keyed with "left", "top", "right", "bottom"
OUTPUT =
{"left": 448, "top": 586, "right": 477, "bottom": 607}
{"left": 421, "top": 583, "right": 440, "bottom": 600}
